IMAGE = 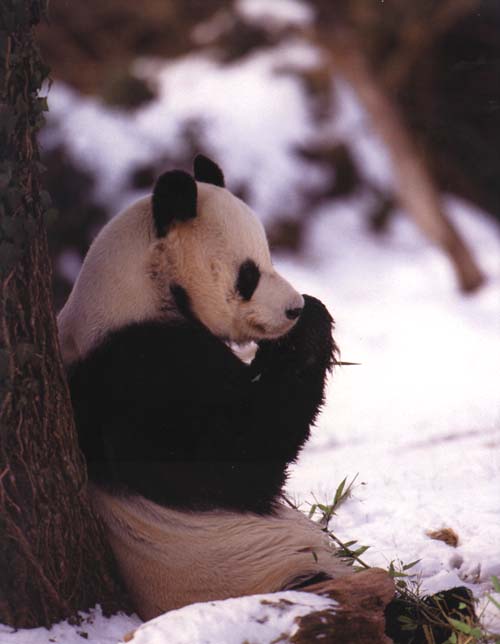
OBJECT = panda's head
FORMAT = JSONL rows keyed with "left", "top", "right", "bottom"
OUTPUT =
{"left": 152, "top": 156, "right": 304, "bottom": 344}
{"left": 58, "top": 156, "right": 303, "bottom": 363}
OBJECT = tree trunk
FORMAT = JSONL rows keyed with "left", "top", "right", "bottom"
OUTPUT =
{"left": 309, "top": 6, "right": 485, "bottom": 293}
{"left": 325, "top": 32, "right": 485, "bottom": 293}
{"left": 0, "top": 0, "right": 127, "bottom": 628}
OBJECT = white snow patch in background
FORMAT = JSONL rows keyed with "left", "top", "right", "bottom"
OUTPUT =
{"left": 121, "top": 592, "right": 335, "bottom": 644}
{"left": 237, "top": 0, "right": 315, "bottom": 28}
{"left": 328, "top": 79, "right": 394, "bottom": 191}
{"left": 41, "top": 84, "right": 156, "bottom": 211}
{"left": 283, "top": 196, "right": 500, "bottom": 448}
{"left": 138, "top": 43, "right": 324, "bottom": 219}
{"left": 43, "top": 41, "right": 324, "bottom": 219}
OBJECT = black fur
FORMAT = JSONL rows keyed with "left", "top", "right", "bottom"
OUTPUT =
{"left": 236, "top": 259, "right": 261, "bottom": 301}
{"left": 193, "top": 154, "right": 225, "bottom": 188}
{"left": 68, "top": 295, "right": 337, "bottom": 515}
{"left": 152, "top": 170, "right": 197, "bottom": 237}
{"left": 170, "top": 283, "right": 194, "bottom": 321}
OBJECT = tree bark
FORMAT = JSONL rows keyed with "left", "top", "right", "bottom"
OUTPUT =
{"left": 0, "top": 0, "right": 127, "bottom": 628}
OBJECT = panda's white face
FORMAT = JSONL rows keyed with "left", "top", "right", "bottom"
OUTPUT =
{"left": 150, "top": 183, "right": 304, "bottom": 344}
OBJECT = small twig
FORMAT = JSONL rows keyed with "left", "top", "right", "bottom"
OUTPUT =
{"left": 281, "top": 493, "right": 299, "bottom": 510}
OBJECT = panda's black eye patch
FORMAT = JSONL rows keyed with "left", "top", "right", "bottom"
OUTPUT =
{"left": 236, "top": 260, "right": 260, "bottom": 301}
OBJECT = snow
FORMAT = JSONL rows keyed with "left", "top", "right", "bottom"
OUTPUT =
{"left": 328, "top": 79, "right": 394, "bottom": 191}
{"left": 237, "top": 0, "right": 315, "bottom": 28}
{"left": 480, "top": 592, "right": 500, "bottom": 636}
{"left": 120, "top": 592, "right": 336, "bottom": 644}
{"left": 42, "top": 41, "right": 324, "bottom": 218}
{"left": 10, "top": 37, "right": 500, "bottom": 643}
{"left": 0, "top": 607, "right": 139, "bottom": 644}
{"left": 0, "top": 593, "right": 335, "bottom": 644}
{"left": 281, "top": 195, "right": 500, "bottom": 598}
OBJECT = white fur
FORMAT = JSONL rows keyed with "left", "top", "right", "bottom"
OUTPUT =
{"left": 58, "top": 196, "right": 157, "bottom": 364}
{"left": 58, "top": 183, "right": 303, "bottom": 363}
{"left": 91, "top": 487, "right": 350, "bottom": 621}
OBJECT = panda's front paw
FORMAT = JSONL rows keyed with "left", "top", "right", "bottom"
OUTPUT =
{"left": 255, "top": 295, "right": 337, "bottom": 372}
{"left": 284, "top": 295, "right": 336, "bottom": 369}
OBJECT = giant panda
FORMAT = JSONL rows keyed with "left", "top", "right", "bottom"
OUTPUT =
{"left": 58, "top": 155, "right": 351, "bottom": 620}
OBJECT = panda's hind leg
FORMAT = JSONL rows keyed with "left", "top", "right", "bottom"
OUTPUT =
{"left": 90, "top": 488, "right": 352, "bottom": 620}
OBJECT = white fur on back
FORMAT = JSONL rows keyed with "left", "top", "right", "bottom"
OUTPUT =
{"left": 58, "top": 197, "right": 157, "bottom": 364}
{"left": 91, "top": 487, "right": 351, "bottom": 621}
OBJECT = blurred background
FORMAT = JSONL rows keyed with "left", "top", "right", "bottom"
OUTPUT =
{"left": 37, "top": 0, "right": 500, "bottom": 307}
{"left": 36, "top": 0, "right": 500, "bottom": 601}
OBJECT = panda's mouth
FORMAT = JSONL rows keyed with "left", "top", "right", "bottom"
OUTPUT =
{"left": 249, "top": 321, "right": 267, "bottom": 335}
{"left": 247, "top": 318, "right": 297, "bottom": 342}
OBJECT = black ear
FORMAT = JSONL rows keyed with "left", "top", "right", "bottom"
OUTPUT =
{"left": 152, "top": 170, "right": 197, "bottom": 237}
{"left": 193, "top": 154, "right": 225, "bottom": 188}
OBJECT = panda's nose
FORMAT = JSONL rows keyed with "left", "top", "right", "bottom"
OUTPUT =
{"left": 286, "top": 306, "right": 303, "bottom": 320}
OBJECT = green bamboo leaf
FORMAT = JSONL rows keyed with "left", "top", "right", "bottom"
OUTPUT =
{"left": 334, "top": 477, "right": 346, "bottom": 505}
{"left": 487, "top": 593, "right": 500, "bottom": 610}
{"left": 352, "top": 545, "right": 369, "bottom": 556}
{"left": 448, "top": 617, "right": 472, "bottom": 634}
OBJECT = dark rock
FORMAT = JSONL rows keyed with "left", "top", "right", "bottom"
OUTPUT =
{"left": 385, "top": 586, "right": 476, "bottom": 644}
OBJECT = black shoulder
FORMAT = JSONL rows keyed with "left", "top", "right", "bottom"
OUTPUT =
{"left": 102, "top": 320, "right": 246, "bottom": 376}
{"left": 68, "top": 319, "right": 249, "bottom": 411}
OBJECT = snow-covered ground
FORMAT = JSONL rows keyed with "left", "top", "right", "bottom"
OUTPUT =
{"left": 283, "top": 196, "right": 500, "bottom": 595}
{"left": 4, "top": 16, "right": 500, "bottom": 642}
{"left": 0, "top": 593, "right": 337, "bottom": 644}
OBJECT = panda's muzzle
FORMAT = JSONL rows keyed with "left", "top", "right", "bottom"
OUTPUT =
{"left": 242, "top": 275, "right": 304, "bottom": 341}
